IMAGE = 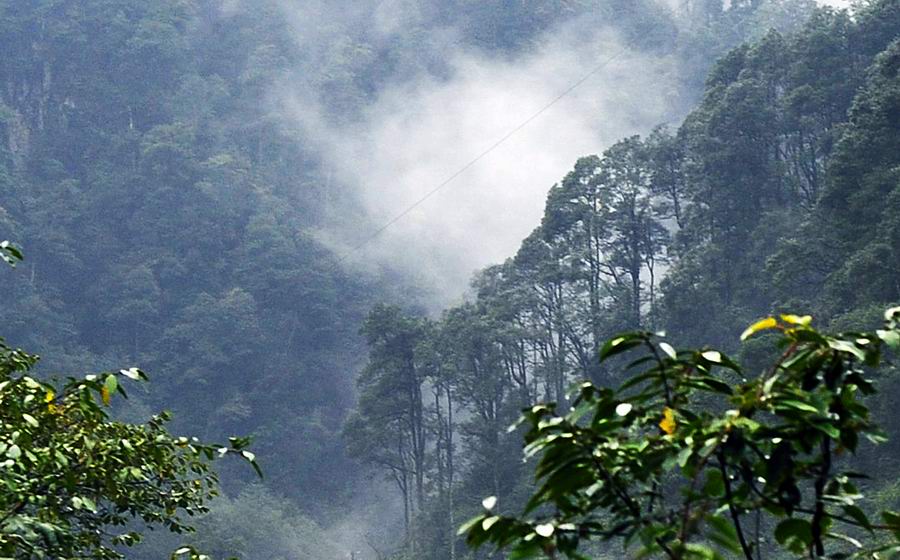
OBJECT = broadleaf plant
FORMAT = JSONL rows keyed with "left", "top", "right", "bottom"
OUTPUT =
{"left": 461, "top": 308, "right": 900, "bottom": 559}
{"left": 0, "top": 340, "right": 260, "bottom": 559}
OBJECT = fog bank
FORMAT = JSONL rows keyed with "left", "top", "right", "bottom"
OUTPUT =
{"left": 282, "top": 18, "right": 682, "bottom": 306}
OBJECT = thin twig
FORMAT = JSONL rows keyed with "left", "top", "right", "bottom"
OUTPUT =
{"left": 719, "top": 449, "right": 754, "bottom": 560}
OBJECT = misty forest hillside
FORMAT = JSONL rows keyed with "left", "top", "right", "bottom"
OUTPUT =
{"left": 1, "top": 1, "right": 899, "bottom": 559}
{"left": 344, "top": 2, "right": 900, "bottom": 558}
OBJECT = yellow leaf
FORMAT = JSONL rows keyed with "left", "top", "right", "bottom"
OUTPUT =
{"left": 740, "top": 317, "right": 778, "bottom": 341}
{"left": 45, "top": 390, "right": 59, "bottom": 414}
{"left": 659, "top": 407, "right": 676, "bottom": 435}
{"left": 780, "top": 314, "right": 812, "bottom": 326}
{"left": 101, "top": 386, "right": 111, "bottom": 406}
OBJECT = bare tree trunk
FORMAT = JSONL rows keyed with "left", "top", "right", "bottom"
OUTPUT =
{"left": 446, "top": 385, "right": 456, "bottom": 560}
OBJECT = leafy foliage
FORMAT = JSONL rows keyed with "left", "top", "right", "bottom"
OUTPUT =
{"left": 461, "top": 309, "right": 900, "bottom": 559}
{"left": 0, "top": 338, "right": 259, "bottom": 559}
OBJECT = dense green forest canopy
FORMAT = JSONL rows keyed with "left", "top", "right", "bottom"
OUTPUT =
{"left": 1, "top": 0, "right": 899, "bottom": 559}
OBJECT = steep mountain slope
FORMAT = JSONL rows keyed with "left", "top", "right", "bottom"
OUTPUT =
{"left": 0, "top": 2, "right": 379, "bottom": 516}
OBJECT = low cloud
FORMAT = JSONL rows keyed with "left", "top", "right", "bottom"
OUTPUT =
{"left": 281, "top": 18, "right": 683, "bottom": 306}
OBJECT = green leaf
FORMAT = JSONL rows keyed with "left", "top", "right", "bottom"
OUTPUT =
{"left": 842, "top": 504, "right": 873, "bottom": 532}
{"left": 706, "top": 514, "right": 741, "bottom": 554}
{"left": 827, "top": 532, "right": 862, "bottom": 548}
{"left": 599, "top": 333, "right": 644, "bottom": 362}
{"left": 703, "top": 469, "right": 725, "bottom": 497}
{"left": 813, "top": 422, "right": 840, "bottom": 439}
{"left": 884, "top": 307, "right": 900, "bottom": 324}
{"left": 458, "top": 515, "right": 486, "bottom": 536}
{"left": 676, "top": 446, "right": 693, "bottom": 469}
{"left": 615, "top": 402, "right": 633, "bottom": 416}
{"left": 659, "top": 342, "right": 677, "bottom": 359}
{"left": 827, "top": 338, "right": 867, "bottom": 362}
{"left": 776, "top": 399, "right": 820, "bottom": 414}
{"left": 693, "top": 376, "right": 734, "bottom": 395}
{"left": 102, "top": 375, "right": 118, "bottom": 405}
{"left": 881, "top": 510, "right": 900, "bottom": 530}
{"left": 482, "top": 516, "right": 501, "bottom": 531}
{"left": 508, "top": 542, "right": 543, "bottom": 560}
{"left": 682, "top": 543, "right": 719, "bottom": 559}
{"left": 877, "top": 329, "right": 900, "bottom": 351}
{"left": 81, "top": 496, "right": 97, "bottom": 512}
{"left": 774, "top": 518, "right": 812, "bottom": 549}
{"left": 701, "top": 350, "right": 722, "bottom": 363}
{"left": 120, "top": 368, "right": 144, "bottom": 381}
{"left": 0, "top": 240, "right": 23, "bottom": 266}
{"left": 104, "top": 374, "right": 119, "bottom": 395}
